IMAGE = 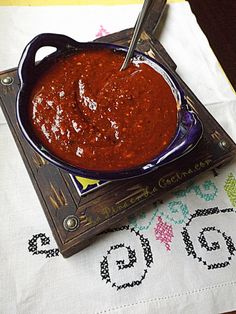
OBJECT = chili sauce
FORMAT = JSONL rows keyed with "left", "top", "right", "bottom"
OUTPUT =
{"left": 29, "top": 49, "right": 178, "bottom": 171}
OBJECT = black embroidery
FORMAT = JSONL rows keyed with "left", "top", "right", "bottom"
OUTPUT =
{"left": 100, "top": 256, "right": 110, "bottom": 283}
{"left": 28, "top": 233, "right": 59, "bottom": 258}
{"left": 182, "top": 207, "right": 236, "bottom": 269}
{"left": 100, "top": 225, "right": 153, "bottom": 290}
{"left": 114, "top": 244, "right": 137, "bottom": 270}
{"left": 198, "top": 227, "right": 221, "bottom": 251}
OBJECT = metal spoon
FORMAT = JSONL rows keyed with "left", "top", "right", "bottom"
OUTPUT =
{"left": 120, "top": 0, "right": 153, "bottom": 71}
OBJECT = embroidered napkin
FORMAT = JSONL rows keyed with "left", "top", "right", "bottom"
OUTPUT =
{"left": 0, "top": 2, "right": 236, "bottom": 314}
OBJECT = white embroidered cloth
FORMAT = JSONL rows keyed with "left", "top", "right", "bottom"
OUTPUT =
{"left": 0, "top": 3, "right": 236, "bottom": 314}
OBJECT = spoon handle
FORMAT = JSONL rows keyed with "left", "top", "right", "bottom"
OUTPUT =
{"left": 120, "top": 0, "right": 153, "bottom": 71}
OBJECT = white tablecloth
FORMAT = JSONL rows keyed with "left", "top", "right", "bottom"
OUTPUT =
{"left": 0, "top": 2, "right": 236, "bottom": 313}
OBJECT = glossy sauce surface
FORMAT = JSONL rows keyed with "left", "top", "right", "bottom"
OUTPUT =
{"left": 29, "top": 49, "right": 177, "bottom": 171}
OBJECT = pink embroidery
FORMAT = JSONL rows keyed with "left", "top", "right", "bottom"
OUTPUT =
{"left": 96, "top": 25, "right": 110, "bottom": 38}
{"left": 154, "top": 216, "right": 174, "bottom": 251}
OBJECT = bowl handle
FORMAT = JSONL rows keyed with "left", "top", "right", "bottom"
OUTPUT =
{"left": 156, "top": 110, "right": 203, "bottom": 167}
{"left": 18, "top": 33, "right": 79, "bottom": 84}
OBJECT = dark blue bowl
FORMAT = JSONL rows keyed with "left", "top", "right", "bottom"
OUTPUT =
{"left": 16, "top": 33, "right": 203, "bottom": 180}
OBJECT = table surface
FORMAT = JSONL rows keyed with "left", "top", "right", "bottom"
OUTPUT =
{"left": 187, "top": 0, "right": 236, "bottom": 91}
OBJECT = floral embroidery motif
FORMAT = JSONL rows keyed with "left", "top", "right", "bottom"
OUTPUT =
{"left": 95, "top": 25, "right": 109, "bottom": 38}
{"left": 159, "top": 200, "right": 189, "bottom": 225}
{"left": 224, "top": 173, "right": 236, "bottom": 206}
{"left": 154, "top": 216, "right": 174, "bottom": 251}
{"left": 129, "top": 208, "right": 158, "bottom": 231}
{"left": 174, "top": 180, "right": 218, "bottom": 201}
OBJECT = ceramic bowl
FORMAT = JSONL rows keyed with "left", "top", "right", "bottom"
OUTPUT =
{"left": 16, "top": 33, "right": 203, "bottom": 180}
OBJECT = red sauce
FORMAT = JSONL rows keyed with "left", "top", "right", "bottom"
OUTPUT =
{"left": 29, "top": 49, "right": 177, "bottom": 171}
